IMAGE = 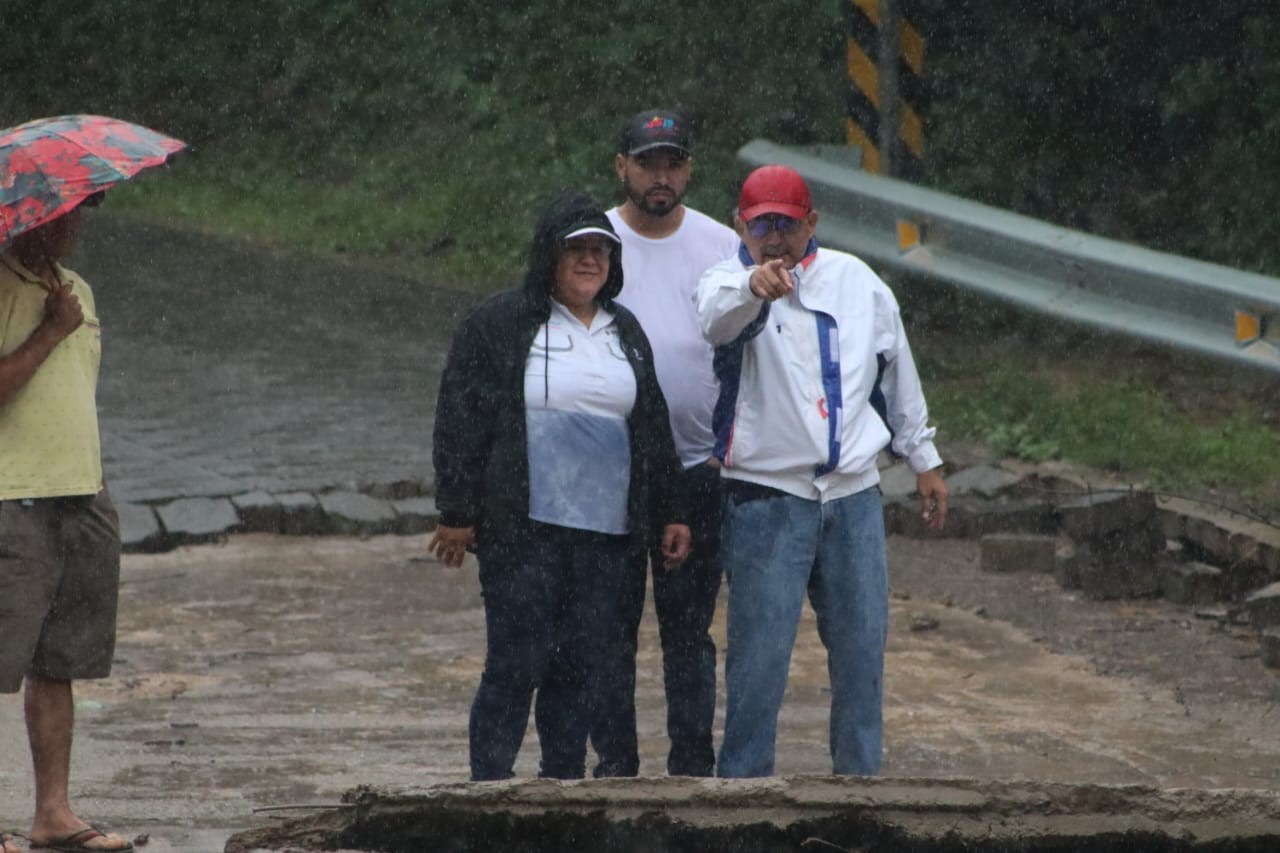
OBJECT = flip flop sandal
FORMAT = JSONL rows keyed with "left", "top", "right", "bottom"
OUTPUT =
{"left": 32, "top": 826, "right": 134, "bottom": 852}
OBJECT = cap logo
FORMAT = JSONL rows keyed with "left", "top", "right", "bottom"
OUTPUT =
{"left": 644, "top": 116, "right": 678, "bottom": 134}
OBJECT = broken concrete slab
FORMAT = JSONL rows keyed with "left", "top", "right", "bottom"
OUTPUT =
{"left": 154, "top": 497, "right": 240, "bottom": 543}
{"left": 980, "top": 533, "right": 1056, "bottom": 574}
{"left": 230, "top": 490, "right": 283, "bottom": 533}
{"left": 317, "top": 490, "right": 397, "bottom": 537}
{"left": 222, "top": 777, "right": 1280, "bottom": 853}
{"left": 1164, "top": 499, "right": 1280, "bottom": 574}
{"left": 117, "top": 501, "right": 165, "bottom": 553}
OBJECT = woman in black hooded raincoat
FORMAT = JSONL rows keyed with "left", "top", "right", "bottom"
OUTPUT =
{"left": 430, "top": 191, "right": 690, "bottom": 780}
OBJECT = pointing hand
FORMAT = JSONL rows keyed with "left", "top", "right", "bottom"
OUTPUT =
{"left": 748, "top": 259, "right": 794, "bottom": 301}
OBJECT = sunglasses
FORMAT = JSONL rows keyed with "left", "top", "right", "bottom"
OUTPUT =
{"left": 745, "top": 215, "right": 802, "bottom": 238}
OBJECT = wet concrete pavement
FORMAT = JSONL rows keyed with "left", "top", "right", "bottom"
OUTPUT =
{"left": 5, "top": 533, "right": 1280, "bottom": 852}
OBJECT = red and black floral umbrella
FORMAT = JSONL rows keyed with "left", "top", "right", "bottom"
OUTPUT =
{"left": 0, "top": 114, "right": 186, "bottom": 245}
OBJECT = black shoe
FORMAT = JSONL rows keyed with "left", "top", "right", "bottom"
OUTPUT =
{"left": 593, "top": 759, "right": 640, "bottom": 778}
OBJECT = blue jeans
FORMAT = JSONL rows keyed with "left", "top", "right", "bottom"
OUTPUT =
{"left": 469, "top": 523, "right": 628, "bottom": 781}
{"left": 591, "top": 462, "right": 722, "bottom": 777}
{"left": 716, "top": 484, "right": 888, "bottom": 778}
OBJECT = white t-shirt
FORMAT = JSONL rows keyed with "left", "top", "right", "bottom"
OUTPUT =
{"left": 524, "top": 300, "right": 636, "bottom": 534}
{"left": 608, "top": 206, "right": 739, "bottom": 468}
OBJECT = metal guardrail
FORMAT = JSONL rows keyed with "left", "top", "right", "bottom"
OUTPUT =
{"left": 739, "top": 139, "right": 1280, "bottom": 372}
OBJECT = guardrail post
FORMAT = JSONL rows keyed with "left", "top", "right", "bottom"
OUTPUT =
{"left": 845, "top": 0, "right": 926, "bottom": 179}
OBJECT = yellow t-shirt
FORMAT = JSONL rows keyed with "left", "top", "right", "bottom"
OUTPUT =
{"left": 0, "top": 255, "right": 103, "bottom": 499}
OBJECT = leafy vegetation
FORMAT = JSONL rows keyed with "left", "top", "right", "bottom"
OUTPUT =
{"left": 3, "top": 0, "right": 1278, "bottom": 515}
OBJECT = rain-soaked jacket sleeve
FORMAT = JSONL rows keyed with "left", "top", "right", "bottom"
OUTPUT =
{"left": 432, "top": 309, "right": 499, "bottom": 529}
{"left": 696, "top": 262, "right": 768, "bottom": 347}
{"left": 874, "top": 290, "right": 942, "bottom": 475}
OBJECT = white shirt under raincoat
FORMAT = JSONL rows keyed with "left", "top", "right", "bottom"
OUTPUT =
{"left": 696, "top": 242, "right": 942, "bottom": 503}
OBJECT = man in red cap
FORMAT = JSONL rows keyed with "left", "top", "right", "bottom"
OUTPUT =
{"left": 696, "top": 164, "right": 948, "bottom": 777}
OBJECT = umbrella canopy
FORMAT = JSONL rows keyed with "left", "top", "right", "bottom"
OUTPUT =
{"left": 0, "top": 114, "right": 186, "bottom": 245}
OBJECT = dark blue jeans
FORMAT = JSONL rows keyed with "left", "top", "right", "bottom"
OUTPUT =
{"left": 469, "top": 523, "right": 629, "bottom": 781}
{"left": 590, "top": 462, "right": 723, "bottom": 777}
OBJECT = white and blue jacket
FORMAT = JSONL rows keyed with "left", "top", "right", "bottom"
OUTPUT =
{"left": 696, "top": 241, "right": 942, "bottom": 503}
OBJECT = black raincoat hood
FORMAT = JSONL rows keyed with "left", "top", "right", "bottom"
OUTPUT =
{"left": 522, "top": 191, "right": 623, "bottom": 304}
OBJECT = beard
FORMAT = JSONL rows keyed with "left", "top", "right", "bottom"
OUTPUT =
{"left": 625, "top": 180, "right": 683, "bottom": 217}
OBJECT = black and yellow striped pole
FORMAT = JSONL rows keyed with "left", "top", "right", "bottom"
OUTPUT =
{"left": 845, "top": 0, "right": 926, "bottom": 178}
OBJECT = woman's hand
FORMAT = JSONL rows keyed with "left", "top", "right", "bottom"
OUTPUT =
{"left": 659, "top": 523, "right": 692, "bottom": 569}
{"left": 428, "top": 524, "right": 476, "bottom": 568}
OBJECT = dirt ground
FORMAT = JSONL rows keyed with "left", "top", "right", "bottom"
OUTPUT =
{"left": 3, "top": 529, "right": 1279, "bottom": 852}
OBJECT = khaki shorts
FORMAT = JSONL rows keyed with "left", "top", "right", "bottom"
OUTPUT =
{"left": 0, "top": 489, "right": 121, "bottom": 693}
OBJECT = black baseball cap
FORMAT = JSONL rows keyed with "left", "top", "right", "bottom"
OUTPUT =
{"left": 618, "top": 109, "right": 693, "bottom": 157}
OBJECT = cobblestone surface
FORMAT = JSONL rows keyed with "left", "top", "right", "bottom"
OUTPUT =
{"left": 80, "top": 212, "right": 475, "bottom": 506}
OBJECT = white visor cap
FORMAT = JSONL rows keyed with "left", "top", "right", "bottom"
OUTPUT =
{"left": 563, "top": 226, "right": 620, "bottom": 244}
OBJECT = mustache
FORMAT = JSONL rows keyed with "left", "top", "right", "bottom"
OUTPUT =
{"left": 645, "top": 185, "right": 674, "bottom": 195}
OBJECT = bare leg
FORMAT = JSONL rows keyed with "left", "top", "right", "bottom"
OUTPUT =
{"left": 25, "top": 676, "right": 130, "bottom": 851}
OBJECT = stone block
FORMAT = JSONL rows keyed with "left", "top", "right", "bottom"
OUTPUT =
{"left": 118, "top": 501, "right": 166, "bottom": 553}
{"left": 1072, "top": 530, "right": 1162, "bottom": 600}
{"left": 878, "top": 464, "right": 918, "bottom": 500}
{"left": 935, "top": 496, "right": 982, "bottom": 539}
{"left": 944, "top": 465, "right": 1023, "bottom": 499}
{"left": 277, "top": 491, "right": 327, "bottom": 536}
{"left": 1160, "top": 560, "right": 1224, "bottom": 606}
{"left": 231, "top": 490, "right": 284, "bottom": 533}
{"left": 883, "top": 499, "right": 909, "bottom": 536}
{"left": 1243, "top": 582, "right": 1280, "bottom": 629}
{"left": 1262, "top": 628, "right": 1280, "bottom": 670}
{"left": 980, "top": 533, "right": 1056, "bottom": 574}
{"left": 1077, "top": 555, "right": 1162, "bottom": 601}
{"left": 1075, "top": 526, "right": 1164, "bottom": 566}
{"left": 1183, "top": 515, "right": 1231, "bottom": 564}
{"left": 1056, "top": 491, "right": 1156, "bottom": 540}
{"left": 155, "top": 497, "right": 240, "bottom": 544}
{"left": 1220, "top": 564, "right": 1272, "bottom": 602}
{"left": 1157, "top": 506, "right": 1187, "bottom": 541}
{"left": 1054, "top": 545, "right": 1082, "bottom": 590}
{"left": 1261, "top": 540, "right": 1280, "bottom": 577}
{"left": 317, "top": 491, "right": 397, "bottom": 537}
{"left": 887, "top": 496, "right": 957, "bottom": 539}
{"left": 364, "top": 479, "right": 432, "bottom": 500}
{"left": 392, "top": 496, "right": 439, "bottom": 535}
{"left": 969, "top": 498, "right": 1057, "bottom": 537}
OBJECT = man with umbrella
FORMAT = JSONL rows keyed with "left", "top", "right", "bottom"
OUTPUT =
{"left": 0, "top": 115, "right": 182, "bottom": 853}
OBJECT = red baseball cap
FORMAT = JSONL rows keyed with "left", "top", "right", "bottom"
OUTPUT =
{"left": 738, "top": 164, "right": 812, "bottom": 222}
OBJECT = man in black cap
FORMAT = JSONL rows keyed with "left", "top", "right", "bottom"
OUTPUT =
{"left": 590, "top": 109, "right": 739, "bottom": 777}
